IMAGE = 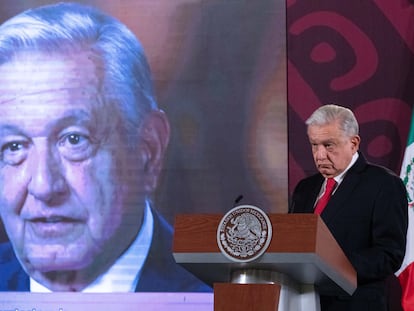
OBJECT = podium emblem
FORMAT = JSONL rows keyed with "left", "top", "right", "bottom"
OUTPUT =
{"left": 217, "top": 205, "right": 272, "bottom": 262}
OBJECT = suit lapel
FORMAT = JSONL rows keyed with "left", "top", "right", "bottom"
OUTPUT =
{"left": 134, "top": 208, "right": 175, "bottom": 292}
{"left": 0, "top": 243, "right": 29, "bottom": 291}
{"left": 321, "top": 153, "right": 367, "bottom": 224}
{"left": 307, "top": 178, "right": 324, "bottom": 212}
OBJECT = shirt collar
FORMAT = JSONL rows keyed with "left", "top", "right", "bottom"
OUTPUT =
{"left": 333, "top": 152, "right": 359, "bottom": 185}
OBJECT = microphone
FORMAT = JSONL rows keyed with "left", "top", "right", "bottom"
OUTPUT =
{"left": 234, "top": 195, "right": 243, "bottom": 205}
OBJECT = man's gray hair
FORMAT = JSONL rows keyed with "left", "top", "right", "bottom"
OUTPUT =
{"left": 306, "top": 104, "right": 359, "bottom": 137}
{"left": 0, "top": 2, "right": 157, "bottom": 132}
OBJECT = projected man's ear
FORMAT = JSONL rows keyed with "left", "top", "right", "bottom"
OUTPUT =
{"left": 136, "top": 110, "right": 170, "bottom": 193}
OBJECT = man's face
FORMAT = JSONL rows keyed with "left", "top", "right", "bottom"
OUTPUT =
{"left": 0, "top": 51, "right": 168, "bottom": 288}
{"left": 307, "top": 121, "right": 360, "bottom": 178}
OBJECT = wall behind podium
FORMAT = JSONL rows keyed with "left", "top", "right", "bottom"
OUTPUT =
{"left": 288, "top": 0, "right": 414, "bottom": 190}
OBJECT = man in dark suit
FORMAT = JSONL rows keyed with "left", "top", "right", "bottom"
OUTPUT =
{"left": 290, "top": 104, "right": 408, "bottom": 311}
{"left": 0, "top": 2, "right": 210, "bottom": 292}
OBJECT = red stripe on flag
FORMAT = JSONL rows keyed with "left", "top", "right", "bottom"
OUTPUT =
{"left": 399, "top": 262, "right": 414, "bottom": 310}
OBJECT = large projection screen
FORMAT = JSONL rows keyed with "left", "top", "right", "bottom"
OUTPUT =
{"left": 0, "top": 0, "right": 287, "bottom": 302}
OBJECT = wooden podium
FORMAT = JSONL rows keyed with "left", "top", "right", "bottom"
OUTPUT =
{"left": 173, "top": 213, "right": 357, "bottom": 311}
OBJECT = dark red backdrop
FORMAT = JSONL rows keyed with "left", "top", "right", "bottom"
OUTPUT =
{"left": 287, "top": 0, "right": 414, "bottom": 194}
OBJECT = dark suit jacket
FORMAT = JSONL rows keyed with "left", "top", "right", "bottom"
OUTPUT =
{"left": 290, "top": 152, "right": 407, "bottom": 311}
{"left": 0, "top": 209, "right": 212, "bottom": 292}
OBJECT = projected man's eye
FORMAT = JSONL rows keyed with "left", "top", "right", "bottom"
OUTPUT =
{"left": 58, "top": 132, "right": 93, "bottom": 161}
{"left": 1, "top": 141, "right": 28, "bottom": 165}
{"left": 68, "top": 134, "right": 81, "bottom": 144}
{"left": 6, "top": 142, "right": 22, "bottom": 151}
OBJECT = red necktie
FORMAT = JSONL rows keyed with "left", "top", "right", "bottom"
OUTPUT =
{"left": 314, "top": 178, "right": 337, "bottom": 215}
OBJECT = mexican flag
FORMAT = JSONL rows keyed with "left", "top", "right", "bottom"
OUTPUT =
{"left": 397, "top": 113, "right": 414, "bottom": 311}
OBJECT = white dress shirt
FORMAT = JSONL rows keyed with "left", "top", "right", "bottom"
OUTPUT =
{"left": 315, "top": 152, "right": 359, "bottom": 205}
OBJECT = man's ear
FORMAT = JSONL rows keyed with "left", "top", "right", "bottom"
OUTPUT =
{"left": 138, "top": 109, "right": 170, "bottom": 192}
{"left": 351, "top": 135, "right": 361, "bottom": 151}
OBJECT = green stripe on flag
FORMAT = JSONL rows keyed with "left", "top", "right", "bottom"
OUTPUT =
{"left": 406, "top": 110, "right": 414, "bottom": 146}
{"left": 401, "top": 110, "right": 414, "bottom": 205}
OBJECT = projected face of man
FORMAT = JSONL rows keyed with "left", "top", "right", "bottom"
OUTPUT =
{"left": 0, "top": 51, "right": 169, "bottom": 291}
